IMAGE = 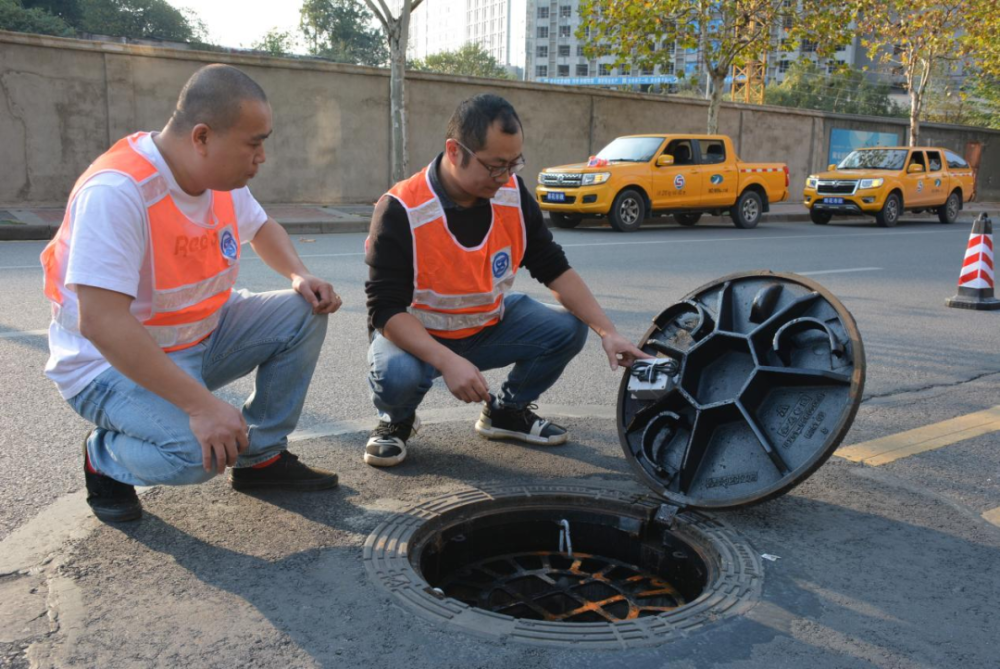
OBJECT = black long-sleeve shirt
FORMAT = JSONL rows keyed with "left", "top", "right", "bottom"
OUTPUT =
{"left": 365, "top": 154, "right": 571, "bottom": 332}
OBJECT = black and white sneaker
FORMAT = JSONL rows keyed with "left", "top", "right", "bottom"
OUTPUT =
{"left": 475, "top": 396, "right": 568, "bottom": 446}
{"left": 365, "top": 414, "right": 421, "bottom": 467}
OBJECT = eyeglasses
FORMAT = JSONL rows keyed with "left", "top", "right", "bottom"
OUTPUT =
{"left": 454, "top": 140, "right": 526, "bottom": 179}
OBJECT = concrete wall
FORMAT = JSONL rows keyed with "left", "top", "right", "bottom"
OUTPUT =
{"left": 2, "top": 30, "right": 999, "bottom": 206}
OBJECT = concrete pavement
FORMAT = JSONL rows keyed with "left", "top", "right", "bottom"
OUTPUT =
{"left": 3, "top": 222, "right": 1000, "bottom": 668}
{"left": 1, "top": 200, "right": 996, "bottom": 241}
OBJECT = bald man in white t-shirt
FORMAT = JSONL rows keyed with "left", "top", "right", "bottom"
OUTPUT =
{"left": 41, "top": 64, "right": 341, "bottom": 523}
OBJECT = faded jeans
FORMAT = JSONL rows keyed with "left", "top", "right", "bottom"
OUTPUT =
{"left": 70, "top": 289, "right": 328, "bottom": 486}
{"left": 368, "top": 292, "right": 589, "bottom": 423}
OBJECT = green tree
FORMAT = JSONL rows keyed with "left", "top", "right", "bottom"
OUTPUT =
{"left": 76, "top": 0, "right": 201, "bottom": 42}
{"left": 299, "top": 0, "right": 387, "bottom": 66}
{"left": 828, "top": 0, "right": 995, "bottom": 145}
{"left": 578, "top": 0, "right": 844, "bottom": 133}
{"left": 251, "top": 27, "right": 296, "bottom": 56}
{"left": 765, "top": 60, "right": 904, "bottom": 117}
{"left": 0, "top": 0, "right": 74, "bottom": 36}
{"left": 21, "top": 0, "right": 81, "bottom": 25}
{"left": 411, "top": 43, "right": 510, "bottom": 79}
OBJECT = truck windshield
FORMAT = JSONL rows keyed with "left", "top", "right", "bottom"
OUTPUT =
{"left": 596, "top": 137, "right": 665, "bottom": 163}
{"left": 838, "top": 149, "right": 908, "bottom": 170}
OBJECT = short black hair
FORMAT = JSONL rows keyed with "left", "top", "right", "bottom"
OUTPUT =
{"left": 446, "top": 94, "right": 523, "bottom": 166}
{"left": 169, "top": 64, "right": 268, "bottom": 133}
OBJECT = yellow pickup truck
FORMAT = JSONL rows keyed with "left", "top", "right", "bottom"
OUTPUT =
{"left": 803, "top": 146, "right": 976, "bottom": 227}
{"left": 536, "top": 134, "right": 789, "bottom": 232}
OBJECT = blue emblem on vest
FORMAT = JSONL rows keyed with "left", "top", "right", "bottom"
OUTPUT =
{"left": 219, "top": 227, "right": 238, "bottom": 262}
{"left": 492, "top": 251, "right": 510, "bottom": 279}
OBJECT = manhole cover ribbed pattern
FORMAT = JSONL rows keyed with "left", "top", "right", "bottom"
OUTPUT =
{"left": 364, "top": 485, "right": 763, "bottom": 650}
{"left": 439, "top": 550, "right": 687, "bottom": 622}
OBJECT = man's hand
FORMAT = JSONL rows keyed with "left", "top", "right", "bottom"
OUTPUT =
{"left": 188, "top": 396, "right": 250, "bottom": 474}
{"left": 291, "top": 273, "right": 342, "bottom": 315}
{"left": 440, "top": 355, "right": 491, "bottom": 403}
{"left": 601, "top": 332, "right": 647, "bottom": 371}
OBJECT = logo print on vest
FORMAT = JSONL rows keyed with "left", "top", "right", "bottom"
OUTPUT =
{"left": 674, "top": 174, "right": 686, "bottom": 189}
{"left": 492, "top": 251, "right": 511, "bottom": 279}
{"left": 219, "top": 226, "right": 238, "bottom": 263}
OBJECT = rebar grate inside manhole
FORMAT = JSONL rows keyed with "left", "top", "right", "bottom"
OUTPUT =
{"left": 438, "top": 550, "right": 687, "bottom": 622}
{"left": 365, "top": 486, "right": 762, "bottom": 649}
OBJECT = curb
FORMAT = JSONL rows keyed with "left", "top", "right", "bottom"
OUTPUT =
{"left": 0, "top": 211, "right": 986, "bottom": 241}
{"left": 0, "top": 218, "right": 373, "bottom": 242}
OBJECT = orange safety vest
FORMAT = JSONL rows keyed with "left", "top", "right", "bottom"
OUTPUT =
{"left": 41, "top": 132, "right": 240, "bottom": 352}
{"left": 385, "top": 164, "right": 526, "bottom": 339}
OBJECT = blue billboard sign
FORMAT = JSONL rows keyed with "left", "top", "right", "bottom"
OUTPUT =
{"left": 538, "top": 75, "right": 679, "bottom": 86}
{"left": 828, "top": 128, "right": 901, "bottom": 166}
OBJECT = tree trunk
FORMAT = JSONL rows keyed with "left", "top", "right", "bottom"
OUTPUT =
{"left": 706, "top": 72, "right": 726, "bottom": 134}
{"left": 388, "top": 25, "right": 408, "bottom": 183}
{"left": 908, "top": 89, "right": 921, "bottom": 147}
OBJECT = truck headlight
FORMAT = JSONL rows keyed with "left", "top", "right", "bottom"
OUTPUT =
{"left": 806, "top": 175, "right": 818, "bottom": 189}
{"left": 582, "top": 172, "right": 611, "bottom": 186}
{"left": 538, "top": 172, "right": 545, "bottom": 185}
{"left": 858, "top": 178, "right": 884, "bottom": 190}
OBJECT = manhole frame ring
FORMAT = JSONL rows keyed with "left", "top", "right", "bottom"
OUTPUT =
{"left": 364, "top": 484, "right": 763, "bottom": 650}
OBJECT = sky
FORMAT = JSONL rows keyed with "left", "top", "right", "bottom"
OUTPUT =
{"left": 177, "top": 0, "right": 307, "bottom": 51}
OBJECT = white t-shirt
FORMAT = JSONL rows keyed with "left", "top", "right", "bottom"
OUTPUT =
{"left": 44, "top": 133, "right": 269, "bottom": 399}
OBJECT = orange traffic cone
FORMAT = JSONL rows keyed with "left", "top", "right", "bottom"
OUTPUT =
{"left": 946, "top": 213, "right": 1000, "bottom": 310}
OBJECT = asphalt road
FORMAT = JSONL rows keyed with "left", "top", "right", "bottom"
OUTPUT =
{"left": 1, "top": 214, "right": 998, "bottom": 667}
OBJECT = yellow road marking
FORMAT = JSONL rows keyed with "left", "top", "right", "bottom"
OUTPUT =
{"left": 836, "top": 405, "right": 1000, "bottom": 466}
{"left": 983, "top": 508, "right": 1000, "bottom": 528}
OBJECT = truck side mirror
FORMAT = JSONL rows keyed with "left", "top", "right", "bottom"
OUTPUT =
{"left": 656, "top": 155, "right": 675, "bottom": 167}
{"left": 827, "top": 164, "right": 837, "bottom": 171}
{"left": 907, "top": 163, "right": 925, "bottom": 174}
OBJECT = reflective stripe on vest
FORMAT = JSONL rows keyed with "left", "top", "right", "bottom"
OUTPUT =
{"left": 40, "top": 132, "right": 240, "bottom": 352}
{"left": 388, "top": 163, "right": 526, "bottom": 339}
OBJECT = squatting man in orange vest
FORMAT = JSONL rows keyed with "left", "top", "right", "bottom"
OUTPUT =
{"left": 364, "top": 94, "right": 646, "bottom": 466}
{"left": 41, "top": 65, "right": 341, "bottom": 523}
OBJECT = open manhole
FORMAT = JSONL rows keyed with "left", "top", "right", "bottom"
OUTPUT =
{"left": 365, "top": 271, "right": 864, "bottom": 649}
{"left": 365, "top": 485, "right": 761, "bottom": 649}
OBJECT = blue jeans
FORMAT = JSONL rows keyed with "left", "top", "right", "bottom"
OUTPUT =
{"left": 368, "top": 293, "right": 589, "bottom": 423}
{"left": 70, "top": 289, "right": 328, "bottom": 487}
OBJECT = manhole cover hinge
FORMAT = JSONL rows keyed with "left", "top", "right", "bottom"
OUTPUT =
{"left": 654, "top": 503, "right": 682, "bottom": 529}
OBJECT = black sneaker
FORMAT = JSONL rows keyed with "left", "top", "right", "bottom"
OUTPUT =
{"left": 475, "top": 396, "right": 569, "bottom": 446}
{"left": 83, "top": 432, "right": 142, "bottom": 523}
{"left": 230, "top": 451, "right": 339, "bottom": 491}
{"left": 365, "top": 414, "right": 421, "bottom": 467}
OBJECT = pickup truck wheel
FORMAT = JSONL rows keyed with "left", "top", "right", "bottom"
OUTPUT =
{"left": 609, "top": 189, "right": 645, "bottom": 232}
{"left": 875, "top": 193, "right": 901, "bottom": 227}
{"left": 674, "top": 213, "right": 702, "bottom": 226}
{"left": 550, "top": 212, "right": 583, "bottom": 229}
{"left": 810, "top": 209, "right": 832, "bottom": 225}
{"left": 937, "top": 192, "right": 960, "bottom": 224}
{"left": 732, "top": 190, "right": 763, "bottom": 229}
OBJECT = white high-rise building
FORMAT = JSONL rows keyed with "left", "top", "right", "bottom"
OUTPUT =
{"left": 403, "top": 0, "right": 903, "bottom": 93}
{"left": 406, "top": 0, "right": 528, "bottom": 78}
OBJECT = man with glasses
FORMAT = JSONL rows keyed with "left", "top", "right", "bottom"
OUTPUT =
{"left": 363, "top": 93, "right": 644, "bottom": 466}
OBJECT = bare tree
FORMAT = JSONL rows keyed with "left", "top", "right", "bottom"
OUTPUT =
{"left": 363, "top": 0, "right": 424, "bottom": 183}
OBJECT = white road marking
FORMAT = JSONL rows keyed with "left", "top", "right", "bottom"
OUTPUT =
{"left": 0, "top": 329, "right": 48, "bottom": 339}
{"left": 798, "top": 267, "right": 883, "bottom": 276}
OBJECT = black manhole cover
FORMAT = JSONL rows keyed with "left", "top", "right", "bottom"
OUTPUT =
{"left": 620, "top": 270, "right": 864, "bottom": 508}
{"left": 365, "top": 271, "right": 863, "bottom": 649}
{"left": 364, "top": 485, "right": 762, "bottom": 649}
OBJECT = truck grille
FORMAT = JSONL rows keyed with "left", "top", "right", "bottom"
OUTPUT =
{"left": 817, "top": 180, "right": 858, "bottom": 195}
{"left": 540, "top": 173, "right": 583, "bottom": 188}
